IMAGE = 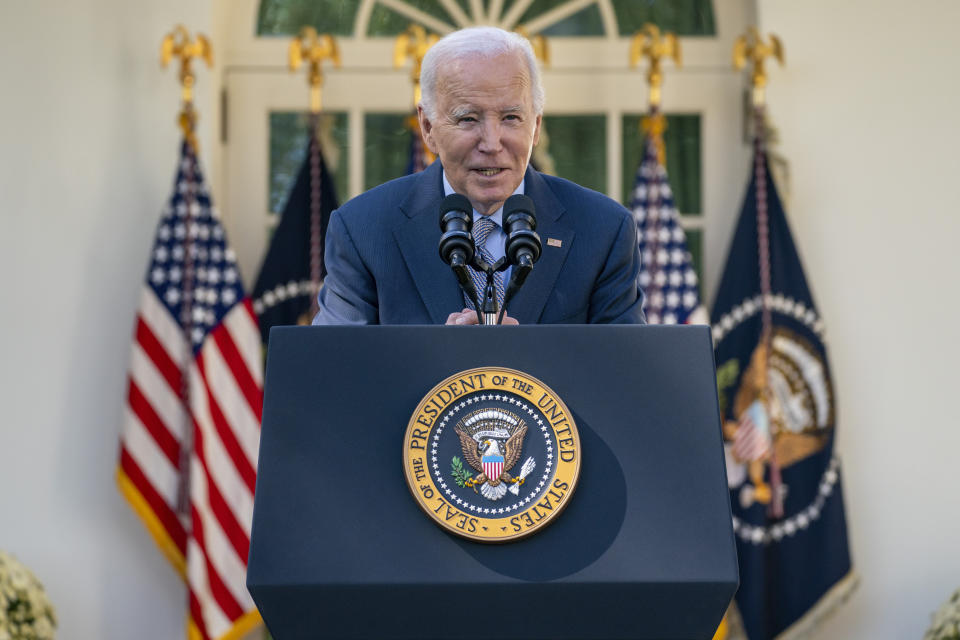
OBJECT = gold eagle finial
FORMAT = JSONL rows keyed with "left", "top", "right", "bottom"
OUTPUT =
{"left": 160, "top": 25, "right": 212, "bottom": 151}
{"left": 733, "top": 27, "right": 785, "bottom": 106}
{"left": 289, "top": 27, "right": 341, "bottom": 114}
{"left": 629, "top": 23, "right": 681, "bottom": 109}
{"left": 514, "top": 26, "right": 550, "bottom": 67}
{"left": 394, "top": 24, "right": 439, "bottom": 107}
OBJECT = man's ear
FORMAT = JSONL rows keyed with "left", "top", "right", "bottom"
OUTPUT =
{"left": 418, "top": 105, "right": 439, "bottom": 154}
{"left": 532, "top": 113, "right": 543, "bottom": 148}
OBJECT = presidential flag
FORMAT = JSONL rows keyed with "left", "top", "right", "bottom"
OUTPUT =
{"left": 117, "top": 140, "right": 263, "bottom": 640}
{"left": 712, "top": 110, "right": 855, "bottom": 639}
{"left": 252, "top": 124, "right": 339, "bottom": 342}
{"left": 629, "top": 110, "right": 707, "bottom": 325}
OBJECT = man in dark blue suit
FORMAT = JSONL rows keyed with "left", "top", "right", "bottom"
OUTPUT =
{"left": 313, "top": 27, "right": 645, "bottom": 326}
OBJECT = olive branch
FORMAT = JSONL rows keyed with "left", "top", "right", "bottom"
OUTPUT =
{"left": 451, "top": 456, "right": 473, "bottom": 488}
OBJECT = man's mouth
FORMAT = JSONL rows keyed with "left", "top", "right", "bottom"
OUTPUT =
{"left": 475, "top": 168, "right": 504, "bottom": 177}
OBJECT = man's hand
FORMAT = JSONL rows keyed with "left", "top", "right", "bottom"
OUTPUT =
{"left": 445, "top": 308, "right": 519, "bottom": 325}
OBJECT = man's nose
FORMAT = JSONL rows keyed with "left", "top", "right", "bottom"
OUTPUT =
{"left": 477, "top": 117, "right": 503, "bottom": 153}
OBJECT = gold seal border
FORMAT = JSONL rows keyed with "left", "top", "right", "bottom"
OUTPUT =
{"left": 403, "top": 366, "right": 581, "bottom": 543}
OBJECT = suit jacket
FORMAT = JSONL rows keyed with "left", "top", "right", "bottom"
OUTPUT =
{"left": 313, "top": 161, "right": 645, "bottom": 325}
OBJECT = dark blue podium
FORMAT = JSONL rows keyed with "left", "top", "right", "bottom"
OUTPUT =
{"left": 248, "top": 325, "right": 737, "bottom": 639}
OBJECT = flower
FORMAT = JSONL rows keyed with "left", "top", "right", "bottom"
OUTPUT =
{"left": 925, "top": 587, "right": 960, "bottom": 640}
{"left": 0, "top": 552, "right": 57, "bottom": 640}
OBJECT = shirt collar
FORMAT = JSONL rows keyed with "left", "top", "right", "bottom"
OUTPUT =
{"left": 441, "top": 170, "right": 525, "bottom": 228}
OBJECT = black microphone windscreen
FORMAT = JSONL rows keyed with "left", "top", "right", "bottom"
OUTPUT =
{"left": 439, "top": 193, "right": 473, "bottom": 218}
{"left": 503, "top": 194, "right": 536, "bottom": 223}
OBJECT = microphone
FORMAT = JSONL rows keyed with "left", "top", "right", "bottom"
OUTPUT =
{"left": 438, "top": 194, "right": 481, "bottom": 314}
{"left": 438, "top": 194, "right": 475, "bottom": 268}
{"left": 503, "top": 194, "right": 541, "bottom": 273}
{"left": 499, "top": 195, "right": 542, "bottom": 322}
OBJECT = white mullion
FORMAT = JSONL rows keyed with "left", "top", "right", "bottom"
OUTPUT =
{"left": 607, "top": 107, "right": 621, "bottom": 202}
{"left": 596, "top": 0, "right": 617, "bottom": 39}
{"left": 349, "top": 108, "right": 364, "bottom": 199}
{"left": 468, "top": 0, "right": 485, "bottom": 23}
{"left": 378, "top": 0, "right": 457, "bottom": 34}
{"left": 437, "top": 0, "right": 473, "bottom": 27}
{"left": 499, "top": 0, "right": 535, "bottom": 30}
{"left": 355, "top": 0, "right": 376, "bottom": 38}
{"left": 517, "top": 0, "right": 595, "bottom": 35}
{"left": 488, "top": 0, "right": 505, "bottom": 25}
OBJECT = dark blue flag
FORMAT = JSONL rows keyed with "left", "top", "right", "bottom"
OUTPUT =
{"left": 712, "top": 124, "right": 856, "bottom": 639}
{"left": 252, "top": 130, "right": 339, "bottom": 344}
{"left": 406, "top": 113, "right": 434, "bottom": 174}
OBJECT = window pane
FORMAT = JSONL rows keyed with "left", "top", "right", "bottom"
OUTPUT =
{"left": 622, "top": 113, "right": 701, "bottom": 215}
{"left": 510, "top": 0, "right": 604, "bottom": 36}
{"left": 257, "top": 0, "right": 714, "bottom": 37}
{"left": 269, "top": 112, "right": 349, "bottom": 217}
{"left": 257, "top": 0, "right": 360, "bottom": 36}
{"left": 538, "top": 115, "right": 606, "bottom": 194}
{"left": 612, "top": 0, "right": 716, "bottom": 37}
{"left": 364, "top": 113, "right": 417, "bottom": 190}
{"left": 367, "top": 1, "right": 465, "bottom": 36}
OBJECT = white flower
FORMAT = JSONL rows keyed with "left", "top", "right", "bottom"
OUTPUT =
{"left": 0, "top": 551, "right": 57, "bottom": 639}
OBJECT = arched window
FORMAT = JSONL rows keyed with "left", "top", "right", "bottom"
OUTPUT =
{"left": 256, "top": 0, "right": 716, "bottom": 38}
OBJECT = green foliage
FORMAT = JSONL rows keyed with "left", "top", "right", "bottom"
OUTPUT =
{"left": 451, "top": 456, "right": 473, "bottom": 488}
{"left": 716, "top": 359, "right": 740, "bottom": 417}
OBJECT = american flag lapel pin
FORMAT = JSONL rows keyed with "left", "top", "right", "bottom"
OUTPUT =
{"left": 547, "top": 238, "right": 562, "bottom": 248}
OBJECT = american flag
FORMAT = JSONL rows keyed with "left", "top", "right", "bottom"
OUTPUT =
{"left": 117, "top": 140, "right": 263, "bottom": 640}
{"left": 629, "top": 111, "right": 708, "bottom": 325}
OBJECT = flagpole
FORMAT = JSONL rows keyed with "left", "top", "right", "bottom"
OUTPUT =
{"left": 289, "top": 27, "right": 340, "bottom": 318}
{"left": 629, "top": 23, "right": 680, "bottom": 325}
{"left": 395, "top": 24, "right": 439, "bottom": 171}
{"left": 734, "top": 26, "right": 786, "bottom": 518}
{"left": 159, "top": 25, "right": 212, "bottom": 517}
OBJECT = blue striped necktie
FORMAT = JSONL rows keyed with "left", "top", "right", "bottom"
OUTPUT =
{"left": 468, "top": 216, "right": 505, "bottom": 310}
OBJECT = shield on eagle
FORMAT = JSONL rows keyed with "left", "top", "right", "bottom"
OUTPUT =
{"left": 481, "top": 449, "right": 504, "bottom": 481}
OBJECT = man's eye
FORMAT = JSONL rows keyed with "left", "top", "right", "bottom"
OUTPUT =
{"left": 458, "top": 116, "right": 477, "bottom": 124}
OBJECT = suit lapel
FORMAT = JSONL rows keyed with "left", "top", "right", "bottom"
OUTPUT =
{"left": 393, "top": 162, "right": 465, "bottom": 324}
{"left": 506, "top": 169, "right": 574, "bottom": 324}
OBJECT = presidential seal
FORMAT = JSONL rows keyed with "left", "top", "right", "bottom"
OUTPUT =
{"left": 403, "top": 367, "right": 580, "bottom": 542}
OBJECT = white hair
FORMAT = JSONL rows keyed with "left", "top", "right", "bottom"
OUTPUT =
{"left": 419, "top": 26, "right": 545, "bottom": 119}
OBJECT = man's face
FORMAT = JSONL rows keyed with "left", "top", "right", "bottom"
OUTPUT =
{"left": 419, "top": 52, "right": 542, "bottom": 216}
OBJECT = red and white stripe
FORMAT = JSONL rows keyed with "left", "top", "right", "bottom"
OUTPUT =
{"left": 483, "top": 460, "right": 504, "bottom": 481}
{"left": 732, "top": 414, "right": 771, "bottom": 463}
{"left": 118, "top": 286, "right": 262, "bottom": 640}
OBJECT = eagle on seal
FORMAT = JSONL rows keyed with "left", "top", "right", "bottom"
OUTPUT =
{"left": 455, "top": 423, "right": 527, "bottom": 501}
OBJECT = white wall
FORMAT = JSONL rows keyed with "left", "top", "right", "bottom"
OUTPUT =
{"left": 0, "top": 1, "right": 216, "bottom": 638}
{"left": 757, "top": 1, "right": 960, "bottom": 638}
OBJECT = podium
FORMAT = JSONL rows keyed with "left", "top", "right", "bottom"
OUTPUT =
{"left": 248, "top": 325, "right": 738, "bottom": 639}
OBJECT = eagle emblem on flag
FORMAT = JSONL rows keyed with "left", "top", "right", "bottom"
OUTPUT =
{"left": 454, "top": 409, "right": 534, "bottom": 501}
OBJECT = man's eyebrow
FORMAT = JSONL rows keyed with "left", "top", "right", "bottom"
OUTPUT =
{"left": 449, "top": 106, "right": 476, "bottom": 119}
{"left": 448, "top": 105, "right": 524, "bottom": 119}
